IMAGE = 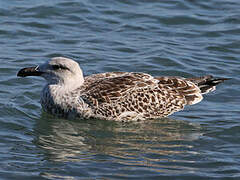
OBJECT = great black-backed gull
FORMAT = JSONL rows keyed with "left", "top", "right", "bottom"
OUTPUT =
{"left": 17, "top": 57, "right": 228, "bottom": 121}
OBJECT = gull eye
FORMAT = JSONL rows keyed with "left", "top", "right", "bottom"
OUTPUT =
{"left": 52, "top": 65, "right": 61, "bottom": 70}
{"left": 51, "top": 64, "right": 69, "bottom": 70}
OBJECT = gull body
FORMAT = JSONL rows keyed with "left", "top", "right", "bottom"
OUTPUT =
{"left": 17, "top": 57, "right": 228, "bottom": 121}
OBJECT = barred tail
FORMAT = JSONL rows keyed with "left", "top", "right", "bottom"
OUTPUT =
{"left": 187, "top": 75, "right": 230, "bottom": 95}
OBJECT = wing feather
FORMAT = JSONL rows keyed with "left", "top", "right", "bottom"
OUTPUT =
{"left": 155, "top": 76, "right": 203, "bottom": 105}
{"left": 81, "top": 73, "right": 190, "bottom": 120}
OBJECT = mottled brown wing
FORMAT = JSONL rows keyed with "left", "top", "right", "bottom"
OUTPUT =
{"left": 82, "top": 72, "right": 154, "bottom": 107}
{"left": 156, "top": 76, "right": 203, "bottom": 105}
{"left": 81, "top": 73, "right": 191, "bottom": 119}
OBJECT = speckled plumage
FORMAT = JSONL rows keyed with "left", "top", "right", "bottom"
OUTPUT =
{"left": 17, "top": 57, "right": 228, "bottom": 121}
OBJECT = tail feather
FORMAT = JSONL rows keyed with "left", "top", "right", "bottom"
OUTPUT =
{"left": 187, "top": 75, "right": 230, "bottom": 94}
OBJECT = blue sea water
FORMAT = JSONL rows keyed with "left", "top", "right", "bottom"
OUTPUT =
{"left": 0, "top": 0, "right": 239, "bottom": 179}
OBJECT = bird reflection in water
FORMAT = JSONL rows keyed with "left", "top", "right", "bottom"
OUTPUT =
{"left": 34, "top": 114, "right": 202, "bottom": 167}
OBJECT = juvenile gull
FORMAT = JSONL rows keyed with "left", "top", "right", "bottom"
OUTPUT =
{"left": 17, "top": 57, "right": 229, "bottom": 121}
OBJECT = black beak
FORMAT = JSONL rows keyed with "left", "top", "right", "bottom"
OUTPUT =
{"left": 17, "top": 66, "right": 43, "bottom": 77}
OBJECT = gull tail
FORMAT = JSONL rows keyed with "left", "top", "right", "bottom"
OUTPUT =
{"left": 187, "top": 75, "right": 230, "bottom": 95}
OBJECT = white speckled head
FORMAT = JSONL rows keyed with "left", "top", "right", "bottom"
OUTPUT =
{"left": 39, "top": 57, "right": 84, "bottom": 90}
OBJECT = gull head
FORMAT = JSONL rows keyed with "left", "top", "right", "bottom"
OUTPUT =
{"left": 17, "top": 57, "right": 84, "bottom": 89}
